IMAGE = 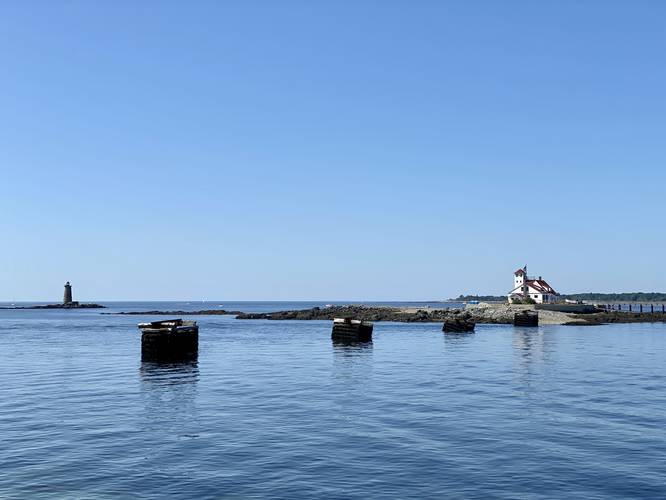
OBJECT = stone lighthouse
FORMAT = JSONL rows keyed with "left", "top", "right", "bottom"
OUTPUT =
{"left": 63, "top": 282, "right": 73, "bottom": 304}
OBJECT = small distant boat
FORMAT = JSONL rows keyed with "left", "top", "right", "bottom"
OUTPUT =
{"left": 468, "top": 300, "right": 480, "bottom": 305}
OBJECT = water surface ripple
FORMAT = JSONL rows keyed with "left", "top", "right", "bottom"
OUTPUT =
{"left": 1, "top": 305, "right": 665, "bottom": 498}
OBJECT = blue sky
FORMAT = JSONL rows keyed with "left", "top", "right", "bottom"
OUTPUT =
{"left": 1, "top": 1, "right": 664, "bottom": 301}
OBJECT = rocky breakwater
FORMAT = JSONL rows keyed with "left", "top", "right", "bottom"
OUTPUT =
{"left": 565, "top": 310, "right": 666, "bottom": 326}
{"left": 236, "top": 305, "right": 521, "bottom": 324}
{"left": 235, "top": 305, "right": 450, "bottom": 322}
{"left": 105, "top": 309, "right": 244, "bottom": 316}
{"left": 105, "top": 304, "right": 666, "bottom": 325}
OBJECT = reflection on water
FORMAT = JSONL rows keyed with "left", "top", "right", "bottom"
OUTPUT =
{"left": 442, "top": 330, "right": 475, "bottom": 349}
{"left": 331, "top": 340, "right": 373, "bottom": 421}
{"left": 139, "top": 360, "right": 200, "bottom": 387}
{"left": 512, "top": 328, "right": 551, "bottom": 361}
{"left": 331, "top": 340, "right": 373, "bottom": 380}
{"left": 332, "top": 339, "right": 374, "bottom": 352}
{"left": 139, "top": 361, "right": 200, "bottom": 435}
{"left": 3, "top": 310, "right": 666, "bottom": 499}
{"left": 512, "top": 327, "right": 555, "bottom": 386}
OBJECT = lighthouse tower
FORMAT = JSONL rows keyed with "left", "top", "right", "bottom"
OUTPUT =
{"left": 514, "top": 266, "right": 527, "bottom": 289}
{"left": 63, "top": 282, "right": 73, "bottom": 304}
{"left": 514, "top": 266, "right": 528, "bottom": 297}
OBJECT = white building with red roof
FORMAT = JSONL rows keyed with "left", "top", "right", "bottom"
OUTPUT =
{"left": 508, "top": 266, "right": 559, "bottom": 304}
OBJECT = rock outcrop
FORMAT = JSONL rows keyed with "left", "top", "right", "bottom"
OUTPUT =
{"left": 236, "top": 305, "right": 513, "bottom": 324}
{"left": 105, "top": 309, "right": 243, "bottom": 316}
{"left": 235, "top": 305, "right": 448, "bottom": 322}
{"left": 565, "top": 311, "right": 666, "bottom": 325}
{"left": 2, "top": 303, "right": 105, "bottom": 309}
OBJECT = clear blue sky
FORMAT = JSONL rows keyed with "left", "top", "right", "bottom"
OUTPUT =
{"left": 1, "top": 1, "right": 664, "bottom": 301}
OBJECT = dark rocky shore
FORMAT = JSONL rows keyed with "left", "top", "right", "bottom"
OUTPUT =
{"left": 107, "top": 306, "right": 456, "bottom": 322}
{"left": 235, "top": 306, "right": 496, "bottom": 323}
{"left": 104, "top": 309, "right": 243, "bottom": 316}
{"left": 237, "top": 305, "right": 666, "bottom": 326}
{"left": 565, "top": 311, "right": 666, "bottom": 326}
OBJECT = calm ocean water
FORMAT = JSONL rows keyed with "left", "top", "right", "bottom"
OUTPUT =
{"left": 1, "top": 302, "right": 665, "bottom": 499}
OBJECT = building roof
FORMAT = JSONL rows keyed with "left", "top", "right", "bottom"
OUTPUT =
{"left": 514, "top": 267, "right": 526, "bottom": 276}
{"left": 525, "top": 279, "right": 557, "bottom": 295}
{"left": 508, "top": 279, "right": 558, "bottom": 296}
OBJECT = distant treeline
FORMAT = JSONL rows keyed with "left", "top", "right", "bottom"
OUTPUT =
{"left": 451, "top": 295, "right": 506, "bottom": 302}
{"left": 451, "top": 293, "right": 666, "bottom": 302}
{"left": 562, "top": 293, "right": 666, "bottom": 302}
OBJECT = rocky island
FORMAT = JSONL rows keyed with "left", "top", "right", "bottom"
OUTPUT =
{"left": 4, "top": 302, "right": 106, "bottom": 309}
{"left": 2, "top": 282, "right": 105, "bottom": 310}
